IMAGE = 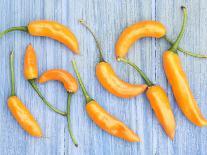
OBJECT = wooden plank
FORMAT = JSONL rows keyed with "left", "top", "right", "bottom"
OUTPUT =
{"left": 0, "top": 0, "right": 207, "bottom": 155}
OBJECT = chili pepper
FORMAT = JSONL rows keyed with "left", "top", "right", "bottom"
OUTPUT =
{"left": 163, "top": 6, "right": 207, "bottom": 126}
{"left": 24, "top": 44, "right": 67, "bottom": 116}
{"left": 79, "top": 20, "right": 147, "bottom": 98}
{"left": 72, "top": 60, "right": 140, "bottom": 142}
{"left": 38, "top": 69, "right": 78, "bottom": 93}
{"left": 39, "top": 69, "right": 78, "bottom": 147}
{"left": 0, "top": 20, "right": 79, "bottom": 54}
{"left": 118, "top": 57, "right": 176, "bottom": 139}
{"left": 8, "top": 51, "right": 42, "bottom": 137}
{"left": 115, "top": 20, "right": 207, "bottom": 59}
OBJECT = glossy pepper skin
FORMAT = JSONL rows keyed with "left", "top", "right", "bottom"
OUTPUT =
{"left": 0, "top": 20, "right": 79, "bottom": 54}
{"left": 72, "top": 60, "right": 140, "bottom": 142}
{"left": 8, "top": 52, "right": 42, "bottom": 137}
{"left": 24, "top": 44, "right": 38, "bottom": 80}
{"left": 163, "top": 51, "right": 207, "bottom": 126}
{"left": 115, "top": 21, "right": 166, "bottom": 58}
{"left": 8, "top": 96, "right": 42, "bottom": 137}
{"left": 39, "top": 69, "right": 78, "bottom": 93}
{"left": 163, "top": 6, "right": 207, "bottom": 127}
{"left": 146, "top": 86, "right": 175, "bottom": 139}
{"left": 86, "top": 100, "right": 140, "bottom": 142}
{"left": 96, "top": 62, "right": 147, "bottom": 98}
{"left": 28, "top": 21, "right": 79, "bottom": 53}
{"left": 79, "top": 20, "right": 147, "bottom": 98}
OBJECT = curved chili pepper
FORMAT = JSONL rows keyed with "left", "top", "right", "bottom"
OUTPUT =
{"left": 79, "top": 20, "right": 147, "bottom": 98}
{"left": 72, "top": 60, "right": 140, "bottom": 142}
{"left": 8, "top": 51, "right": 42, "bottom": 137}
{"left": 24, "top": 44, "right": 67, "bottom": 116}
{"left": 39, "top": 69, "right": 78, "bottom": 93}
{"left": 163, "top": 7, "right": 207, "bottom": 126}
{"left": 39, "top": 69, "right": 78, "bottom": 147}
{"left": 116, "top": 21, "right": 166, "bottom": 58}
{"left": 118, "top": 58, "right": 176, "bottom": 139}
{"left": 115, "top": 20, "right": 207, "bottom": 59}
{"left": 0, "top": 20, "right": 79, "bottom": 54}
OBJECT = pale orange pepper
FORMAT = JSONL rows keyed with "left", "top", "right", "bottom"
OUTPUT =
{"left": 0, "top": 20, "right": 79, "bottom": 54}
{"left": 8, "top": 51, "right": 42, "bottom": 137}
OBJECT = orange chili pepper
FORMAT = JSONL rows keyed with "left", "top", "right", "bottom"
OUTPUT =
{"left": 163, "top": 7, "right": 207, "bottom": 126}
{"left": 24, "top": 44, "right": 38, "bottom": 79}
{"left": 24, "top": 44, "right": 67, "bottom": 116}
{"left": 39, "top": 69, "right": 78, "bottom": 147}
{"left": 115, "top": 21, "right": 166, "bottom": 58}
{"left": 39, "top": 69, "right": 78, "bottom": 93}
{"left": 8, "top": 51, "right": 42, "bottom": 137}
{"left": 118, "top": 58, "right": 176, "bottom": 139}
{"left": 79, "top": 20, "right": 147, "bottom": 98}
{"left": 115, "top": 16, "right": 207, "bottom": 59}
{"left": 0, "top": 20, "right": 79, "bottom": 54}
{"left": 72, "top": 60, "right": 140, "bottom": 142}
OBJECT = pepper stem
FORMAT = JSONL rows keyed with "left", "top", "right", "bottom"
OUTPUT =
{"left": 72, "top": 60, "right": 93, "bottom": 103}
{"left": 67, "top": 93, "right": 78, "bottom": 147}
{"left": 10, "top": 51, "right": 15, "bottom": 96}
{"left": 169, "top": 6, "right": 187, "bottom": 53}
{"left": 117, "top": 58, "right": 154, "bottom": 87}
{"left": 29, "top": 79, "right": 67, "bottom": 116}
{"left": 164, "top": 36, "right": 207, "bottom": 58}
{"left": 0, "top": 26, "right": 28, "bottom": 38}
{"left": 79, "top": 19, "right": 105, "bottom": 62}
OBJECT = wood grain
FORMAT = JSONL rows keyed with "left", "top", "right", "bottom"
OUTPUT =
{"left": 0, "top": 0, "right": 207, "bottom": 154}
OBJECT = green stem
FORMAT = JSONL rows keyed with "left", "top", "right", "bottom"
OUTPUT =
{"left": 79, "top": 19, "right": 105, "bottom": 62}
{"left": 72, "top": 60, "right": 93, "bottom": 103}
{"left": 169, "top": 6, "right": 187, "bottom": 53}
{"left": 67, "top": 93, "right": 78, "bottom": 147}
{"left": 29, "top": 79, "right": 67, "bottom": 116}
{"left": 10, "top": 51, "right": 15, "bottom": 96}
{"left": 117, "top": 58, "right": 154, "bottom": 87}
{"left": 0, "top": 26, "right": 28, "bottom": 38}
{"left": 164, "top": 36, "right": 207, "bottom": 58}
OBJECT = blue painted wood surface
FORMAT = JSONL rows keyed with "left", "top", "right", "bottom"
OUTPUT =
{"left": 0, "top": 0, "right": 207, "bottom": 154}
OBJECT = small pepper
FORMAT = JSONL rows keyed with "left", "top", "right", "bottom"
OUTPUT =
{"left": 0, "top": 20, "right": 79, "bottom": 54}
{"left": 8, "top": 51, "right": 42, "bottom": 137}
{"left": 39, "top": 69, "right": 78, "bottom": 147}
{"left": 79, "top": 20, "right": 147, "bottom": 98}
{"left": 39, "top": 69, "right": 78, "bottom": 93}
{"left": 72, "top": 60, "right": 140, "bottom": 142}
{"left": 163, "top": 6, "right": 207, "bottom": 126}
{"left": 24, "top": 44, "right": 67, "bottom": 116}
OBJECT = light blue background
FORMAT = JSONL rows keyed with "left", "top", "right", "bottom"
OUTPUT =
{"left": 0, "top": 0, "right": 207, "bottom": 155}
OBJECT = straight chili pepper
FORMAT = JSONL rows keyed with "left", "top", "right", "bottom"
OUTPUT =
{"left": 79, "top": 20, "right": 147, "bottom": 98}
{"left": 115, "top": 18, "right": 207, "bottom": 59}
{"left": 8, "top": 51, "right": 42, "bottom": 137}
{"left": 24, "top": 44, "right": 67, "bottom": 116}
{"left": 118, "top": 57, "right": 176, "bottom": 139}
{"left": 163, "top": 6, "right": 207, "bottom": 126}
{"left": 0, "top": 20, "right": 79, "bottom": 54}
{"left": 72, "top": 60, "right": 140, "bottom": 142}
{"left": 39, "top": 69, "right": 78, "bottom": 147}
